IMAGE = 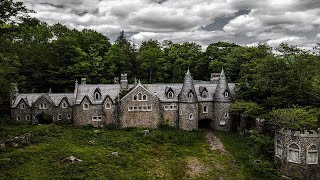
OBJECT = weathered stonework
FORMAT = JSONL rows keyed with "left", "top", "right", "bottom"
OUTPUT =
{"left": 11, "top": 69, "right": 236, "bottom": 131}
{"left": 275, "top": 129, "right": 320, "bottom": 179}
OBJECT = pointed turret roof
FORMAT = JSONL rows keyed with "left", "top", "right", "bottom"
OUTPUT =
{"left": 213, "top": 68, "right": 232, "bottom": 102}
{"left": 178, "top": 69, "right": 198, "bottom": 102}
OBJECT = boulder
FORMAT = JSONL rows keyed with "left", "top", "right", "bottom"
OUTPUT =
{"left": 110, "top": 152, "right": 119, "bottom": 157}
{"left": 62, "top": 156, "right": 82, "bottom": 163}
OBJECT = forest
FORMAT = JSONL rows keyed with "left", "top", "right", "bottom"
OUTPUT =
{"left": 1, "top": 0, "right": 320, "bottom": 130}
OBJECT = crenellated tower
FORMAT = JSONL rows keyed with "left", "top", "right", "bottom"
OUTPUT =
{"left": 178, "top": 69, "right": 198, "bottom": 131}
{"left": 213, "top": 68, "right": 233, "bottom": 131}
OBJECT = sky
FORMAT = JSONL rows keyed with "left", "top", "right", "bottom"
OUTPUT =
{"left": 22, "top": 0, "right": 320, "bottom": 50}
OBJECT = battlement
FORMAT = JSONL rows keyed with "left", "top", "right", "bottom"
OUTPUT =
{"left": 278, "top": 128, "right": 320, "bottom": 138}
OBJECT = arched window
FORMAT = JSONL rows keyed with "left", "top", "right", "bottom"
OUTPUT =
{"left": 202, "top": 91, "right": 208, "bottom": 98}
{"left": 16, "top": 115, "right": 21, "bottom": 121}
{"left": 188, "top": 92, "right": 193, "bottom": 98}
{"left": 203, "top": 106, "right": 208, "bottom": 113}
{"left": 189, "top": 113, "right": 194, "bottom": 120}
{"left": 142, "top": 94, "right": 147, "bottom": 101}
{"left": 67, "top": 114, "right": 71, "bottom": 119}
{"left": 224, "top": 112, "right": 229, "bottom": 118}
{"left": 62, "top": 102, "right": 67, "bottom": 108}
{"left": 105, "top": 102, "right": 111, "bottom": 109}
{"left": 133, "top": 95, "right": 137, "bottom": 101}
{"left": 224, "top": 92, "right": 229, "bottom": 97}
{"left": 25, "top": 115, "right": 31, "bottom": 121}
{"left": 288, "top": 143, "right": 300, "bottom": 163}
{"left": 275, "top": 140, "right": 283, "bottom": 158}
{"left": 21, "top": 103, "right": 25, "bottom": 109}
{"left": 179, "top": 110, "right": 182, "bottom": 115}
{"left": 83, "top": 103, "right": 89, "bottom": 110}
{"left": 57, "top": 114, "right": 62, "bottom": 120}
{"left": 168, "top": 91, "right": 174, "bottom": 99}
{"left": 94, "top": 92, "right": 101, "bottom": 100}
{"left": 307, "top": 145, "right": 318, "bottom": 164}
{"left": 138, "top": 93, "right": 142, "bottom": 100}
{"left": 220, "top": 120, "right": 226, "bottom": 126}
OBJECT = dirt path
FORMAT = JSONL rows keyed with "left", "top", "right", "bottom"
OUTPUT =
{"left": 205, "top": 130, "right": 227, "bottom": 154}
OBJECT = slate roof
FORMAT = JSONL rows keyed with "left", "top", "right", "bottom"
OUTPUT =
{"left": 12, "top": 93, "right": 74, "bottom": 107}
{"left": 75, "top": 84, "right": 134, "bottom": 104}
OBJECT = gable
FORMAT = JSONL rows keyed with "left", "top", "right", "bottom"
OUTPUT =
{"left": 121, "top": 84, "right": 159, "bottom": 102}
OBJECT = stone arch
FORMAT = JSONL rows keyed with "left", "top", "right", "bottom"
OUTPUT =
{"left": 198, "top": 118, "right": 213, "bottom": 129}
{"left": 35, "top": 112, "right": 53, "bottom": 124}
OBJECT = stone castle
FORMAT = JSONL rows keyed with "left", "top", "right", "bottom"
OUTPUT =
{"left": 10, "top": 69, "right": 235, "bottom": 131}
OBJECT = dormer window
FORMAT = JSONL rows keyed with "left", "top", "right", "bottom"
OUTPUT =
{"left": 133, "top": 95, "right": 137, "bottom": 101}
{"left": 20, "top": 103, "right": 25, "bottom": 109}
{"left": 202, "top": 91, "right": 208, "bottom": 98}
{"left": 188, "top": 91, "right": 193, "bottom": 98}
{"left": 94, "top": 92, "right": 101, "bottom": 100}
{"left": 138, "top": 93, "right": 142, "bottom": 100}
{"left": 62, "top": 102, "right": 67, "bottom": 108}
{"left": 39, "top": 102, "right": 48, "bottom": 109}
{"left": 105, "top": 102, "right": 111, "bottom": 109}
{"left": 167, "top": 91, "right": 174, "bottom": 99}
{"left": 83, "top": 103, "right": 89, "bottom": 110}
{"left": 224, "top": 92, "right": 229, "bottom": 97}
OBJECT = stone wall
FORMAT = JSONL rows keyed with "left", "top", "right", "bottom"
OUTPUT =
{"left": 213, "top": 102, "right": 231, "bottom": 131}
{"left": 73, "top": 98, "right": 104, "bottom": 127}
{"left": 178, "top": 103, "right": 198, "bottom": 131}
{"left": 198, "top": 102, "right": 214, "bottom": 128}
{"left": 162, "top": 102, "right": 178, "bottom": 127}
{"left": 275, "top": 129, "right": 320, "bottom": 179}
{"left": 120, "top": 86, "right": 162, "bottom": 128}
{"left": 11, "top": 101, "right": 31, "bottom": 123}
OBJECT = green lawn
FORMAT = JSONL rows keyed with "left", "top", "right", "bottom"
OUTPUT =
{"left": 0, "top": 123, "right": 280, "bottom": 179}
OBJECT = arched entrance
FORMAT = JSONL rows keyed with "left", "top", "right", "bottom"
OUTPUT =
{"left": 198, "top": 119, "right": 213, "bottom": 129}
{"left": 36, "top": 113, "right": 53, "bottom": 124}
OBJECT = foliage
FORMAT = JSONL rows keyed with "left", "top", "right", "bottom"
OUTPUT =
{"left": 230, "top": 101, "right": 263, "bottom": 117}
{"left": 0, "top": 124, "right": 246, "bottom": 179}
{"left": 267, "top": 107, "right": 319, "bottom": 131}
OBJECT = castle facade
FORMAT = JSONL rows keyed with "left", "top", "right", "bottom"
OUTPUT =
{"left": 10, "top": 69, "right": 236, "bottom": 131}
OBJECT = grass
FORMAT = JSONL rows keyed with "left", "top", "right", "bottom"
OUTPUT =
{"left": 0, "top": 123, "right": 278, "bottom": 179}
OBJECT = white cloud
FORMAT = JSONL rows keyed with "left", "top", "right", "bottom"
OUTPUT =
{"left": 19, "top": 0, "right": 320, "bottom": 49}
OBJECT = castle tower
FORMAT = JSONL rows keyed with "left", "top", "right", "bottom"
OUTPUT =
{"left": 213, "top": 68, "right": 232, "bottom": 131}
{"left": 178, "top": 69, "right": 198, "bottom": 131}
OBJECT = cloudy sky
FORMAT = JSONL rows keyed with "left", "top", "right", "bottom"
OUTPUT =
{"left": 22, "top": 0, "right": 320, "bottom": 50}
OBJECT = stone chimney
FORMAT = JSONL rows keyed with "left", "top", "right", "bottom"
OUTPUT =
{"left": 114, "top": 77, "right": 119, "bottom": 84}
{"left": 81, "top": 78, "right": 86, "bottom": 85}
{"left": 210, "top": 73, "right": 220, "bottom": 83}
{"left": 120, "top": 73, "right": 128, "bottom": 90}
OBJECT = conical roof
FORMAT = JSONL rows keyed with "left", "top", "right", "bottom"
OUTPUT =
{"left": 178, "top": 69, "right": 198, "bottom": 102}
{"left": 213, "top": 68, "right": 231, "bottom": 102}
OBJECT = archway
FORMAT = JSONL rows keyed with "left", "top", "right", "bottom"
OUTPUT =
{"left": 36, "top": 113, "right": 53, "bottom": 124}
{"left": 198, "top": 119, "right": 213, "bottom": 129}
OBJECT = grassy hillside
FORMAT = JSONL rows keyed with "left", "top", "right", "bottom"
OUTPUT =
{"left": 0, "top": 124, "right": 245, "bottom": 179}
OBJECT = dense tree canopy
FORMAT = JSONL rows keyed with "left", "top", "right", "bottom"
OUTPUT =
{"left": 0, "top": 0, "right": 319, "bottom": 130}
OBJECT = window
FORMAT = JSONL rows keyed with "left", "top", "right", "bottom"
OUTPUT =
{"left": 92, "top": 116, "right": 102, "bottom": 121}
{"left": 275, "top": 140, "right": 283, "bottom": 158}
{"left": 94, "top": 92, "right": 101, "bottom": 100}
{"left": 133, "top": 95, "right": 137, "bottom": 101}
{"left": 138, "top": 93, "right": 142, "bottom": 100}
{"left": 128, "top": 106, "right": 133, "bottom": 111}
{"left": 179, "top": 110, "right": 182, "bottom": 115}
{"left": 203, "top": 106, "right": 208, "bottom": 113}
{"left": 16, "top": 115, "right": 21, "bottom": 121}
{"left": 224, "top": 92, "right": 229, "bottom": 97}
{"left": 202, "top": 91, "right": 208, "bottom": 98}
{"left": 83, "top": 103, "right": 89, "bottom": 110}
{"left": 307, "top": 145, "right": 318, "bottom": 164}
{"left": 288, "top": 143, "right": 300, "bottom": 163}
{"left": 67, "top": 114, "right": 71, "bottom": 119}
{"left": 188, "top": 92, "right": 193, "bottom": 98}
{"left": 164, "top": 105, "right": 169, "bottom": 110}
{"left": 105, "top": 103, "right": 111, "bottom": 109}
{"left": 25, "top": 115, "right": 31, "bottom": 121}
{"left": 142, "top": 94, "right": 147, "bottom": 101}
{"left": 57, "top": 114, "right": 62, "bottom": 120}
{"left": 62, "top": 102, "right": 67, "bottom": 108}
{"left": 39, "top": 102, "right": 48, "bottom": 109}
{"left": 189, "top": 113, "right": 194, "bottom": 120}
{"left": 168, "top": 91, "right": 174, "bottom": 99}
{"left": 224, "top": 112, "right": 229, "bottom": 118}
{"left": 20, "top": 103, "right": 25, "bottom": 109}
